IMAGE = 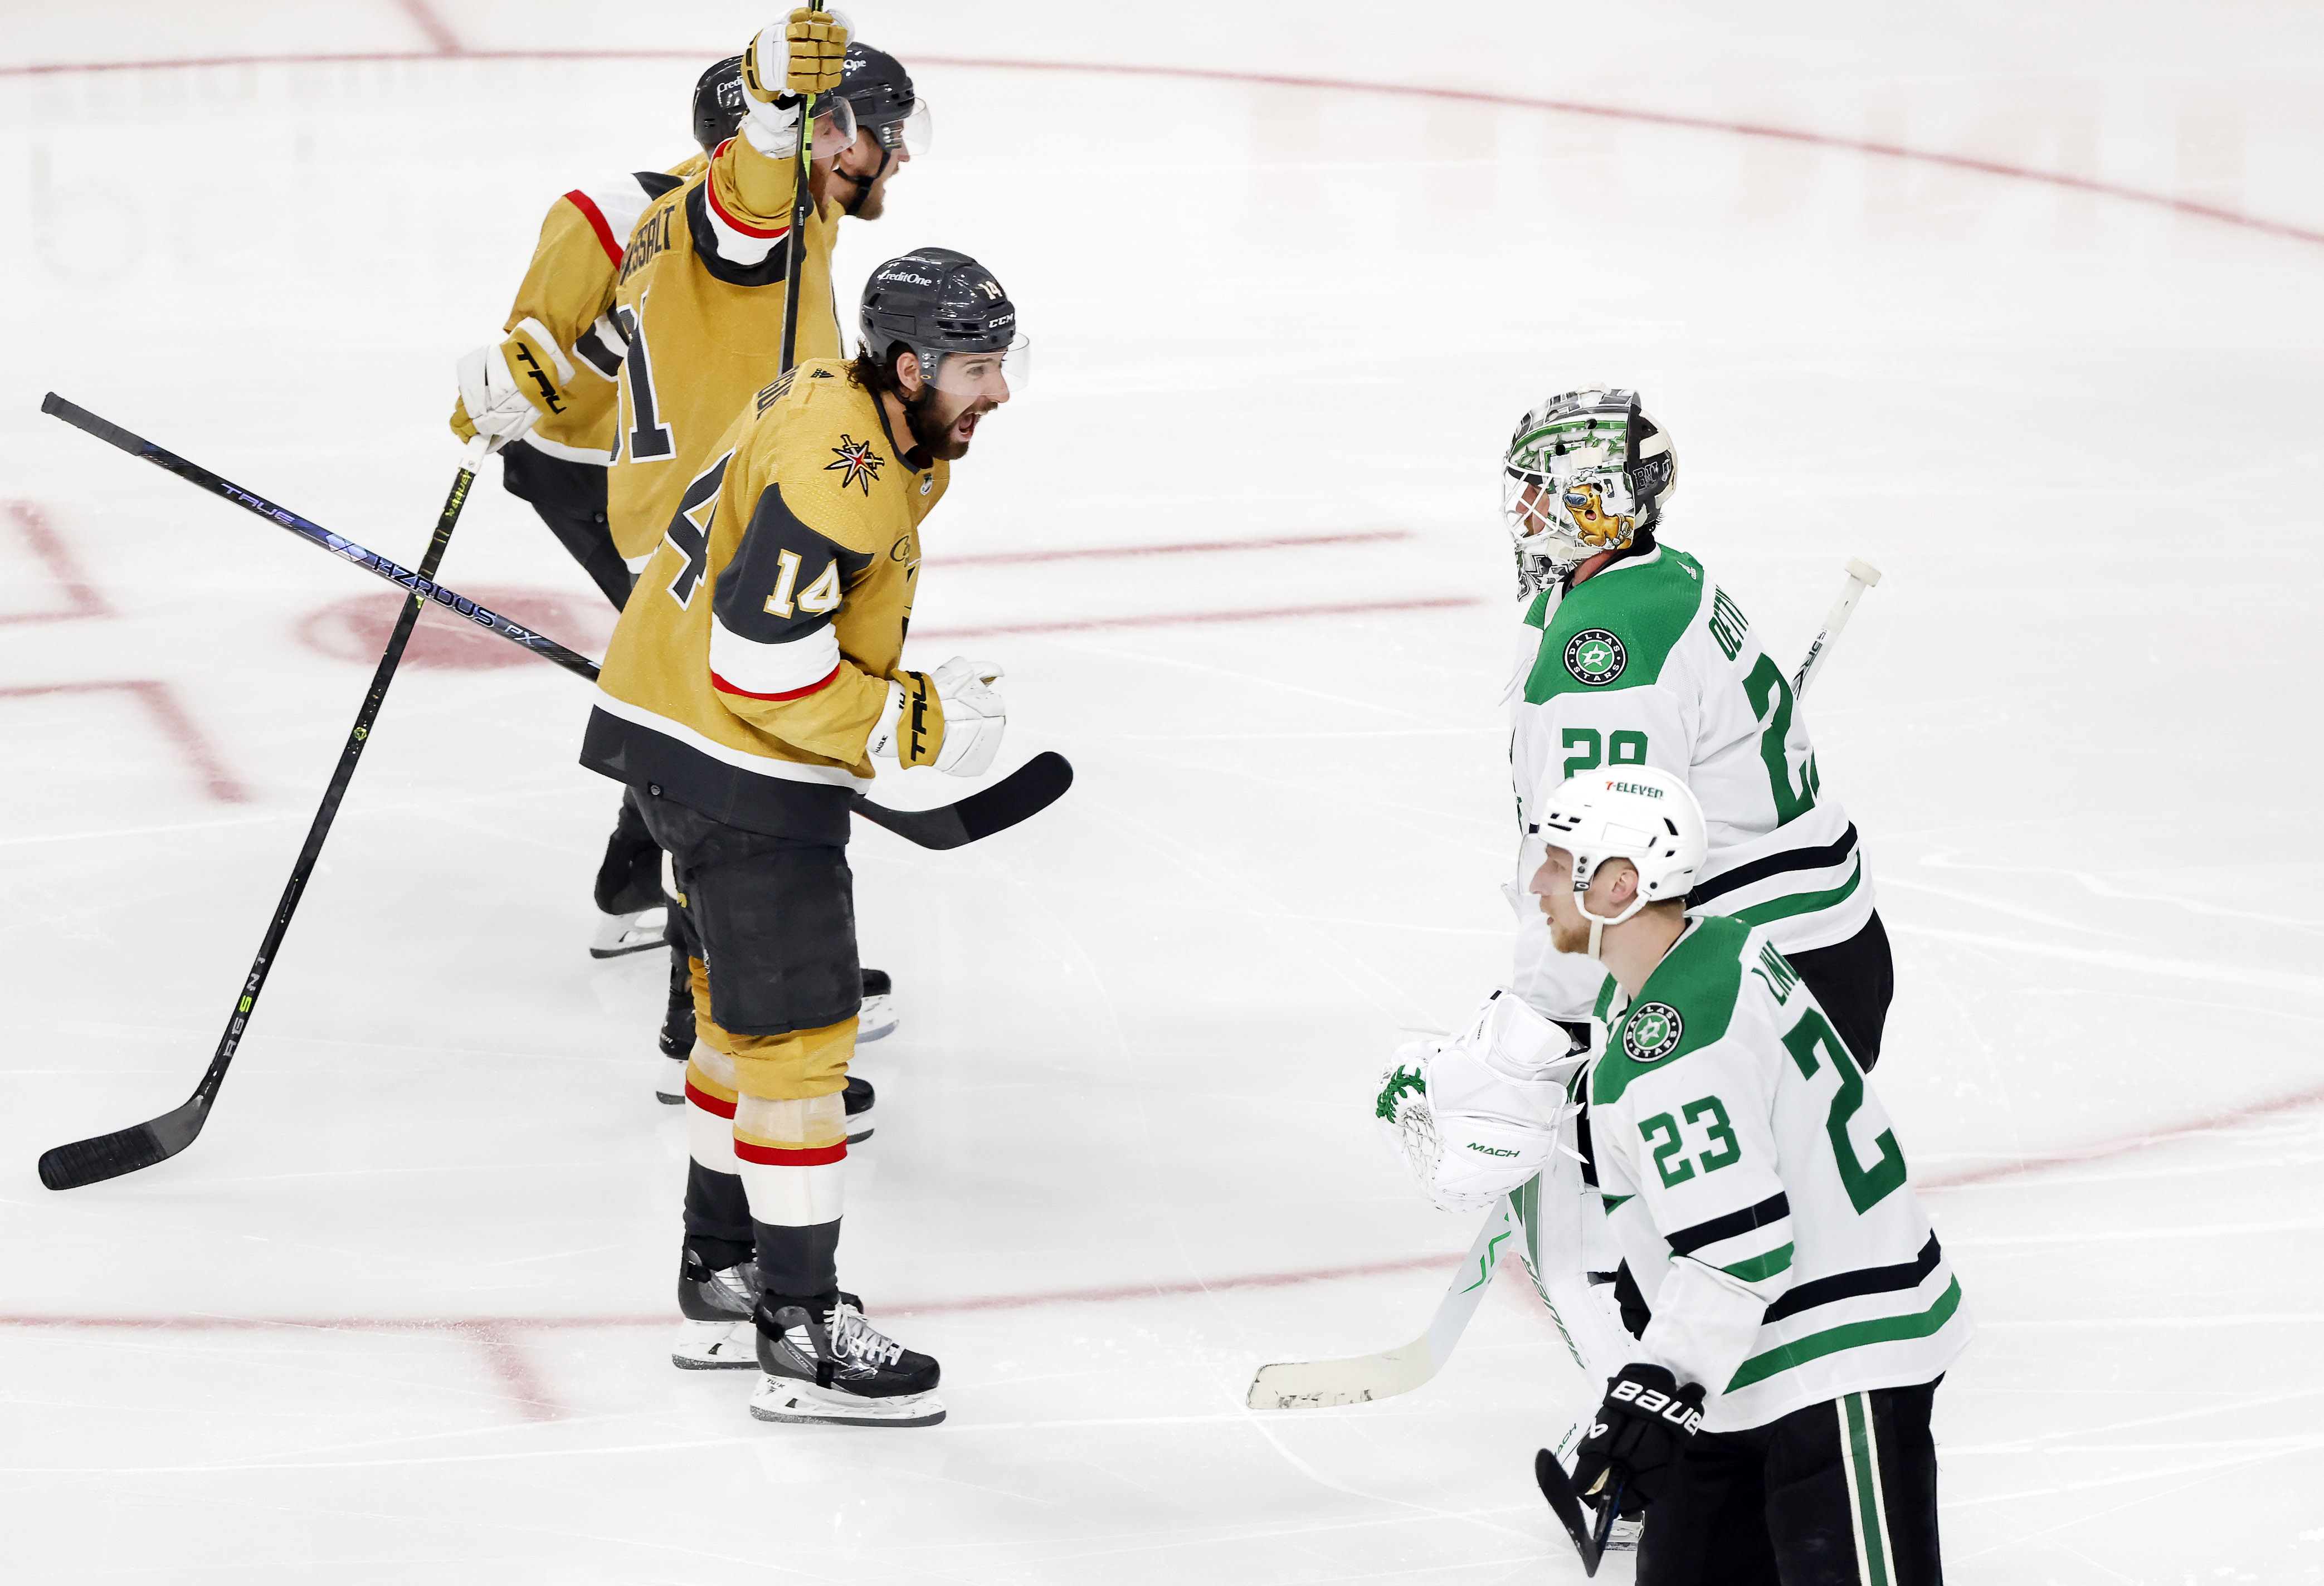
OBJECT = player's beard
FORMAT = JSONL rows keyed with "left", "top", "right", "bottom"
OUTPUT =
{"left": 904, "top": 384, "right": 993, "bottom": 461}
{"left": 1547, "top": 904, "right": 1595, "bottom": 957}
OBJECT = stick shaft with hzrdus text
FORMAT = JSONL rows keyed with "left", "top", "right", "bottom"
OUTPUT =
{"left": 37, "top": 393, "right": 1074, "bottom": 853}
{"left": 36, "top": 433, "right": 493, "bottom": 1190}
{"left": 1244, "top": 564, "right": 1886, "bottom": 1408}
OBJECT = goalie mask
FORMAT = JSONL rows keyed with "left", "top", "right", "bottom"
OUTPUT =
{"left": 1502, "top": 387, "right": 1677, "bottom": 581}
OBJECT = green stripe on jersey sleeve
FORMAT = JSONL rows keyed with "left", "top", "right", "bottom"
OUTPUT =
{"left": 1728, "top": 856, "right": 1863, "bottom": 928}
{"left": 1721, "top": 1243, "right": 1795, "bottom": 1284}
{"left": 1725, "top": 1277, "right": 1964, "bottom": 1392}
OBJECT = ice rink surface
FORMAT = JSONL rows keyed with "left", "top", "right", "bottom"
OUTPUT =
{"left": 2, "top": 1, "right": 2321, "bottom": 1579}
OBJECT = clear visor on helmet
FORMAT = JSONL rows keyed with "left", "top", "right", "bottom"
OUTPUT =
{"left": 808, "top": 96, "right": 858, "bottom": 159}
{"left": 869, "top": 99, "right": 933, "bottom": 158}
{"left": 927, "top": 333, "right": 1029, "bottom": 398}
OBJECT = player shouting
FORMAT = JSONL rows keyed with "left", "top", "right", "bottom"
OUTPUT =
{"left": 577, "top": 250, "right": 1027, "bottom": 1426}
{"left": 1500, "top": 389, "right": 1894, "bottom": 1069}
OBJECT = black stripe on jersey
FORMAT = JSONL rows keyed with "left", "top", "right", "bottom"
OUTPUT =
{"left": 1760, "top": 1233, "right": 1943, "bottom": 1324}
{"left": 634, "top": 169, "right": 685, "bottom": 201}
{"left": 1688, "top": 823, "right": 1859, "bottom": 906}
{"left": 1666, "top": 1192, "right": 1791, "bottom": 1256}
{"left": 713, "top": 484, "right": 875, "bottom": 645}
{"left": 685, "top": 184, "right": 793, "bottom": 287}
{"left": 574, "top": 316, "right": 625, "bottom": 380}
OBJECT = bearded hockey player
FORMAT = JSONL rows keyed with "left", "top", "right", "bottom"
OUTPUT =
{"left": 1383, "top": 770, "right": 1967, "bottom": 1582}
{"left": 1500, "top": 389, "right": 1894, "bottom": 1072}
{"left": 454, "top": 16, "right": 927, "bottom": 1090}
{"left": 577, "top": 249, "right": 1026, "bottom": 1425}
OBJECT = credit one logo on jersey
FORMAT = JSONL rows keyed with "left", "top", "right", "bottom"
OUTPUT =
{"left": 1565, "top": 628, "right": 1626, "bottom": 686}
{"left": 1623, "top": 1003, "right": 1684, "bottom": 1062}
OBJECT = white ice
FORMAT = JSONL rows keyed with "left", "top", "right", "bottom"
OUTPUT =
{"left": 2, "top": 2, "right": 2321, "bottom": 1580}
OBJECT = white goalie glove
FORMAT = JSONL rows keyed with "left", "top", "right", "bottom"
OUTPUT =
{"left": 867, "top": 655, "right": 1006, "bottom": 777}
{"left": 1376, "top": 988, "right": 1586, "bottom": 1213}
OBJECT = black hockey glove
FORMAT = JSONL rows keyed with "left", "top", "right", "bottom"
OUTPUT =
{"left": 1571, "top": 1363, "right": 1707, "bottom": 1516}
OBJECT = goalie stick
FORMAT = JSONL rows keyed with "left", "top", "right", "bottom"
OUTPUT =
{"left": 37, "top": 435, "right": 493, "bottom": 1192}
{"left": 1244, "top": 562, "right": 1884, "bottom": 1412}
{"left": 39, "top": 393, "right": 1074, "bottom": 852}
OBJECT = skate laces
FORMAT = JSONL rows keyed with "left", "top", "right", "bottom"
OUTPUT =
{"left": 698, "top": 1261, "right": 759, "bottom": 1316}
{"left": 826, "top": 1302, "right": 904, "bottom": 1368}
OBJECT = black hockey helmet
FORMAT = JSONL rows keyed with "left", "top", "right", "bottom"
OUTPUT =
{"left": 837, "top": 43, "right": 918, "bottom": 148}
{"left": 862, "top": 248, "right": 1016, "bottom": 360}
{"left": 693, "top": 55, "right": 747, "bottom": 154}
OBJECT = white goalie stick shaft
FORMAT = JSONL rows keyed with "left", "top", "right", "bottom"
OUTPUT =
{"left": 1245, "top": 1201, "right": 1515, "bottom": 1409}
{"left": 1246, "top": 557, "right": 1885, "bottom": 1412}
{"left": 1791, "top": 558, "right": 1883, "bottom": 698}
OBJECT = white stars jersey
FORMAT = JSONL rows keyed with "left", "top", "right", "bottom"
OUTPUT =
{"left": 1510, "top": 542, "right": 1876, "bottom": 1022}
{"left": 1584, "top": 915, "right": 1970, "bottom": 1432}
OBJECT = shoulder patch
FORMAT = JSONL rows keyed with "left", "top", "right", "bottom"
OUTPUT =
{"left": 1525, "top": 549, "right": 1708, "bottom": 705}
{"left": 1590, "top": 915, "right": 1750, "bottom": 1107}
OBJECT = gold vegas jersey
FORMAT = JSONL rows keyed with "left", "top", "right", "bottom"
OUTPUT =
{"left": 580, "top": 359, "right": 948, "bottom": 843}
{"left": 598, "top": 136, "right": 845, "bottom": 562}
{"left": 498, "top": 155, "right": 706, "bottom": 462}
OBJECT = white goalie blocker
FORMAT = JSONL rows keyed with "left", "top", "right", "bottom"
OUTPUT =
{"left": 1376, "top": 988, "right": 1586, "bottom": 1212}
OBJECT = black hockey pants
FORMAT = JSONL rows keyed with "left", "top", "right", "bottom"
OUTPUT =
{"left": 1786, "top": 911, "right": 1894, "bottom": 1071}
{"left": 1637, "top": 1377, "right": 1943, "bottom": 1586}
{"left": 498, "top": 439, "right": 634, "bottom": 611}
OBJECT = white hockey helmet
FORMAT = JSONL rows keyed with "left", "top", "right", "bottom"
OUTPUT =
{"left": 1502, "top": 387, "right": 1678, "bottom": 582}
{"left": 1530, "top": 765, "right": 1708, "bottom": 951}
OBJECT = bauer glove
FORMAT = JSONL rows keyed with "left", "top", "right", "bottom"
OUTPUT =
{"left": 867, "top": 656, "right": 1006, "bottom": 778}
{"left": 450, "top": 318, "right": 572, "bottom": 445}
{"left": 1570, "top": 1363, "right": 1706, "bottom": 1517}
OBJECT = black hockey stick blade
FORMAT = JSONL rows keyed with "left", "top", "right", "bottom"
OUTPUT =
{"left": 850, "top": 751, "right": 1073, "bottom": 850}
{"left": 38, "top": 1096, "right": 208, "bottom": 1190}
{"left": 1533, "top": 1450, "right": 1613, "bottom": 1578}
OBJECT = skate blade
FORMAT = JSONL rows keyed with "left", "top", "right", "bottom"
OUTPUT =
{"left": 747, "top": 1378, "right": 946, "bottom": 1427}
{"left": 671, "top": 1319, "right": 760, "bottom": 1370}
{"left": 654, "top": 1055, "right": 686, "bottom": 1106}
{"left": 856, "top": 993, "right": 899, "bottom": 1043}
{"left": 591, "top": 907, "right": 668, "bottom": 959}
{"left": 845, "top": 1106, "right": 875, "bottom": 1144}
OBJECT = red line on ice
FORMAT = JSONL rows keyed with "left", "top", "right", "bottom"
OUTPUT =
{"left": 0, "top": 681, "right": 250, "bottom": 803}
{"left": 1916, "top": 1079, "right": 2324, "bottom": 1193}
{"left": 915, "top": 593, "right": 1484, "bottom": 640}
{"left": 1, "top": 502, "right": 111, "bottom": 624}
{"left": 0, "top": 52, "right": 2315, "bottom": 250}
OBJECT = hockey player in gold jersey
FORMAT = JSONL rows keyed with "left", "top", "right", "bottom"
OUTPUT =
{"left": 579, "top": 249, "right": 1026, "bottom": 1426}
{"left": 451, "top": 18, "right": 930, "bottom": 1076}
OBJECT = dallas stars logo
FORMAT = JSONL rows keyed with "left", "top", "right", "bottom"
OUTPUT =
{"left": 1623, "top": 1002, "right": 1684, "bottom": 1062}
{"left": 1565, "top": 628, "right": 1626, "bottom": 686}
{"left": 825, "top": 435, "right": 885, "bottom": 496}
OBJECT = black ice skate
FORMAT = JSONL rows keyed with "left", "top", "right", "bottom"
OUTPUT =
{"left": 857, "top": 967, "right": 899, "bottom": 1043}
{"left": 749, "top": 1294, "right": 944, "bottom": 1426}
{"left": 591, "top": 801, "right": 668, "bottom": 959}
{"left": 843, "top": 1075, "right": 875, "bottom": 1143}
{"left": 671, "top": 1250, "right": 761, "bottom": 1370}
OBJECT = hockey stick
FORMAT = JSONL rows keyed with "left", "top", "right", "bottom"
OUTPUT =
{"left": 1245, "top": 1199, "right": 1514, "bottom": 1409}
{"left": 39, "top": 394, "right": 1074, "bottom": 850}
{"left": 777, "top": 4, "right": 824, "bottom": 375}
{"left": 1247, "top": 567, "right": 1886, "bottom": 1408}
{"left": 1792, "top": 558, "right": 1883, "bottom": 697}
{"left": 1533, "top": 1452, "right": 1624, "bottom": 1579}
{"left": 37, "top": 435, "right": 493, "bottom": 1192}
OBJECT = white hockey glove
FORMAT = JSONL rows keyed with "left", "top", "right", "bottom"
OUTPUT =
{"left": 866, "top": 656, "right": 1006, "bottom": 777}
{"left": 739, "top": 10, "right": 858, "bottom": 158}
{"left": 450, "top": 319, "right": 572, "bottom": 446}
{"left": 1376, "top": 989, "right": 1586, "bottom": 1213}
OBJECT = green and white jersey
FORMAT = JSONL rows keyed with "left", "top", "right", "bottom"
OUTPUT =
{"left": 1585, "top": 915, "right": 1970, "bottom": 1432}
{"left": 1509, "top": 543, "right": 1873, "bottom": 1022}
